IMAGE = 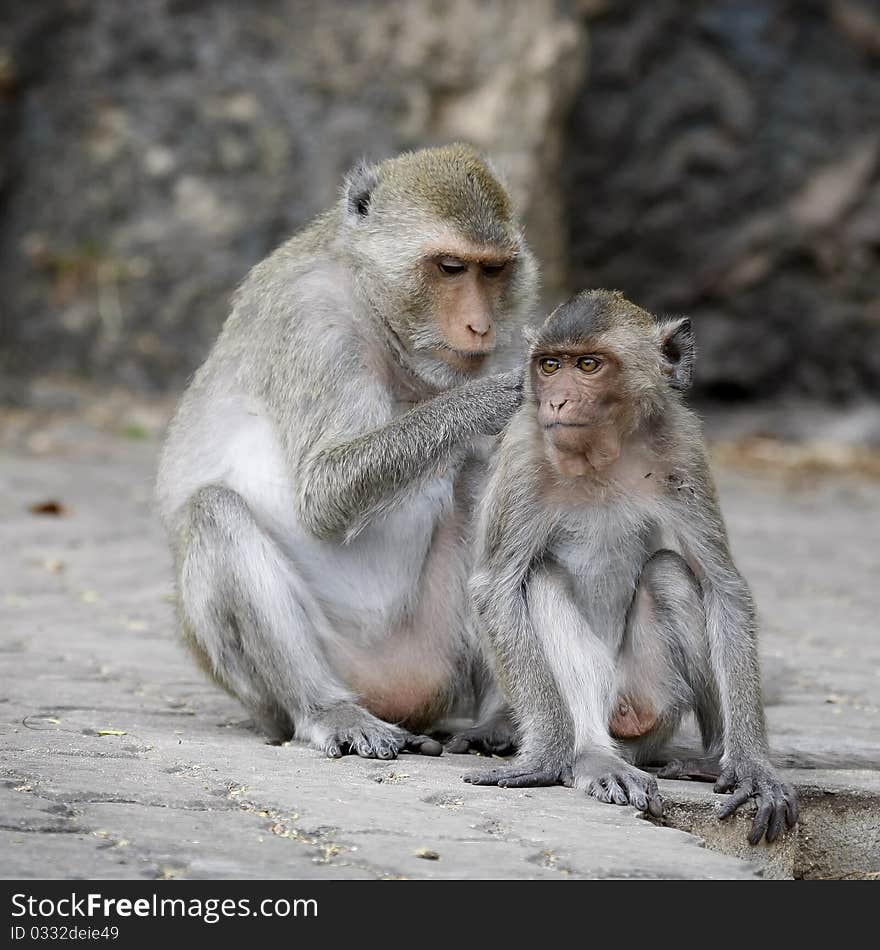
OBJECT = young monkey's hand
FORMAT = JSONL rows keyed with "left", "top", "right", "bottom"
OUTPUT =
{"left": 464, "top": 753, "right": 572, "bottom": 789}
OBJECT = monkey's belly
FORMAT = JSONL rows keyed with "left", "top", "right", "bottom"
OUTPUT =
{"left": 341, "top": 629, "right": 454, "bottom": 730}
{"left": 358, "top": 680, "right": 447, "bottom": 731}
{"left": 349, "top": 668, "right": 449, "bottom": 731}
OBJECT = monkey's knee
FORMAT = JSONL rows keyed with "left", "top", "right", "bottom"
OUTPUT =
{"left": 641, "top": 550, "right": 701, "bottom": 609}
{"left": 180, "top": 485, "right": 256, "bottom": 619}
{"left": 180, "top": 485, "right": 252, "bottom": 621}
{"left": 185, "top": 484, "right": 252, "bottom": 543}
{"left": 641, "top": 551, "right": 706, "bottom": 649}
{"left": 179, "top": 486, "right": 289, "bottom": 717}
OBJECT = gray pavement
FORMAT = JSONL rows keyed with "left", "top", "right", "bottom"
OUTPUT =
{"left": 1, "top": 419, "right": 878, "bottom": 879}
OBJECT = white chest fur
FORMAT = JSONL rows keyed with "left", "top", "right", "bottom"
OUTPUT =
{"left": 286, "top": 471, "right": 457, "bottom": 634}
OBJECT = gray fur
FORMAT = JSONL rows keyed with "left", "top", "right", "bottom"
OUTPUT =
{"left": 466, "top": 291, "right": 798, "bottom": 844}
{"left": 156, "top": 145, "right": 537, "bottom": 755}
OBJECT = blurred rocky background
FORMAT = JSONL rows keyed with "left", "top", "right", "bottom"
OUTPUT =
{"left": 567, "top": 0, "right": 880, "bottom": 405}
{"left": 1, "top": 0, "right": 879, "bottom": 425}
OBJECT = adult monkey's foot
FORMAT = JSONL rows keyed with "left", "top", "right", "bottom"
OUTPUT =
{"left": 311, "top": 702, "right": 442, "bottom": 759}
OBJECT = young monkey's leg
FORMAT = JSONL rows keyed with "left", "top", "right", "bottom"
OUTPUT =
{"left": 614, "top": 549, "right": 724, "bottom": 780}
{"left": 515, "top": 566, "right": 664, "bottom": 814}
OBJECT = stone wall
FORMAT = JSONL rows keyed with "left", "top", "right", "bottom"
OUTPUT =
{"left": 0, "top": 0, "right": 584, "bottom": 395}
{"left": 565, "top": 0, "right": 880, "bottom": 401}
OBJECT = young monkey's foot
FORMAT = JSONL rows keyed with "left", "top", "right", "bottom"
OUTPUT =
{"left": 446, "top": 714, "right": 517, "bottom": 756}
{"left": 310, "top": 703, "right": 442, "bottom": 759}
{"left": 464, "top": 754, "right": 572, "bottom": 788}
{"left": 574, "top": 751, "right": 664, "bottom": 817}
{"left": 714, "top": 757, "right": 798, "bottom": 845}
{"left": 657, "top": 755, "right": 723, "bottom": 783}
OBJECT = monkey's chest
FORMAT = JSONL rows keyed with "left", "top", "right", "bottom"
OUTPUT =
{"left": 553, "top": 508, "right": 656, "bottom": 638}
{"left": 299, "top": 473, "right": 458, "bottom": 630}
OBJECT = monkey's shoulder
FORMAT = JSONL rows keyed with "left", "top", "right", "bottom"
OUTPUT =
{"left": 228, "top": 251, "right": 374, "bottom": 357}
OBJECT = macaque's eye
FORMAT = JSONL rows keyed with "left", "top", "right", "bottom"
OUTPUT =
{"left": 438, "top": 258, "right": 467, "bottom": 276}
{"left": 576, "top": 356, "right": 601, "bottom": 374}
{"left": 539, "top": 358, "right": 561, "bottom": 375}
{"left": 482, "top": 262, "right": 507, "bottom": 278}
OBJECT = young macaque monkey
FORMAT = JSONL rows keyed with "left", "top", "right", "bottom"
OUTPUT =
{"left": 466, "top": 290, "right": 798, "bottom": 845}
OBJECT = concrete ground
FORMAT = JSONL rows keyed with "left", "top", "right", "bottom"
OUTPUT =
{"left": 1, "top": 405, "right": 878, "bottom": 880}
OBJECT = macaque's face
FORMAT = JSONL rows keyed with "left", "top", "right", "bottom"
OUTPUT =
{"left": 531, "top": 327, "right": 667, "bottom": 475}
{"left": 419, "top": 241, "right": 516, "bottom": 374}
{"left": 532, "top": 345, "right": 625, "bottom": 442}
{"left": 528, "top": 292, "right": 693, "bottom": 476}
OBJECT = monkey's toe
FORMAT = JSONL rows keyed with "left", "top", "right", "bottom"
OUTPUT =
{"left": 463, "top": 767, "right": 505, "bottom": 786}
{"left": 464, "top": 762, "right": 569, "bottom": 787}
{"left": 317, "top": 711, "right": 410, "bottom": 760}
{"left": 403, "top": 734, "right": 443, "bottom": 756}
{"left": 714, "top": 760, "right": 799, "bottom": 844}
{"left": 657, "top": 756, "right": 722, "bottom": 782}
{"left": 577, "top": 753, "right": 663, "bottom": 816}
{"left": 445, "top": 726, "right": 516, "bottom": 756}
{"left": 335, "top": 732, "right": 401, "bottom": 759}
{"left": 497, "top": 769, "right": 565, "bottom": 788}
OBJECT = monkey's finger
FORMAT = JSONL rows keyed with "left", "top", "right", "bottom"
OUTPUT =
{"left": 497, "top": 769, "right": 561, "bottom": 788}
{"left": 717, "top": 783, "right": 754, "bottom": 820}
{"left": 639, "top": 777, "right": 664, "bottom": 817}
{"left": 714, "top": 769, "right": 736, "bottom": 794}
{"left": 625, "top": 773, "right": 664, "bottom": 816}
{"left": 404, "top": 734, "right": 443, "bottom": 756}
{"left": 647, "top": 790, "right": 664, "bottom": 818}
{"left": 589, "top": 780, "right": 612, "bottom": 804}
{"left": 593, "top": 777, "right": 622, "bottom": 804}
{"left": 625, "top": 784, "right": 648, "bottom": 811}
{"left": 783, "top": 786, "right": 799, "bottom": 828}
{"left": 464, "top": 769, "right": 502, "bottom": 786}
{"left": 353, "top": 732, "right": 397, "bottom": 759}
{"left": 606, "top": 778, "right": 628, "bottom": 806}
{"left": 444, "top": 734, "right": 473, "bottom": 754}
{"left": 766, "top": 799, "right": 786, "bottom": 844}
{"left": 657, "top": 759, "right": 684, "bottom": 779}
{"left": 748, "top": 791, "right": 774, "bottom": 845}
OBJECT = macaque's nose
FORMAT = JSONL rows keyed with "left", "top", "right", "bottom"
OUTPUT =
{"left": 466, "top": 313, "right": 492, "bottom": 337}
{"left": 550, "top": 397, "right": 568, "bottom": 412}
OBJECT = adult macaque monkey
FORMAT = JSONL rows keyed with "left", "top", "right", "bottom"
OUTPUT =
{"left": 466, "top": 290, "right": 799, "bottom": 845}
{"left": 157, "top": 145, "right": 537, "bottom": 758}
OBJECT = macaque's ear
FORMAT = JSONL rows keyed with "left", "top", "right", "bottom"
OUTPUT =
{"left": 344, "top": 160, "right": 380, "bottom": 219}
{"left": 659, "top": 316, "right": 695, "bottom": 391}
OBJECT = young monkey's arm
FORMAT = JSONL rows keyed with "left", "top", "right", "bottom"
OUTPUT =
{"left": 465, "top": 422, "right": 574, "bottom": 787}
